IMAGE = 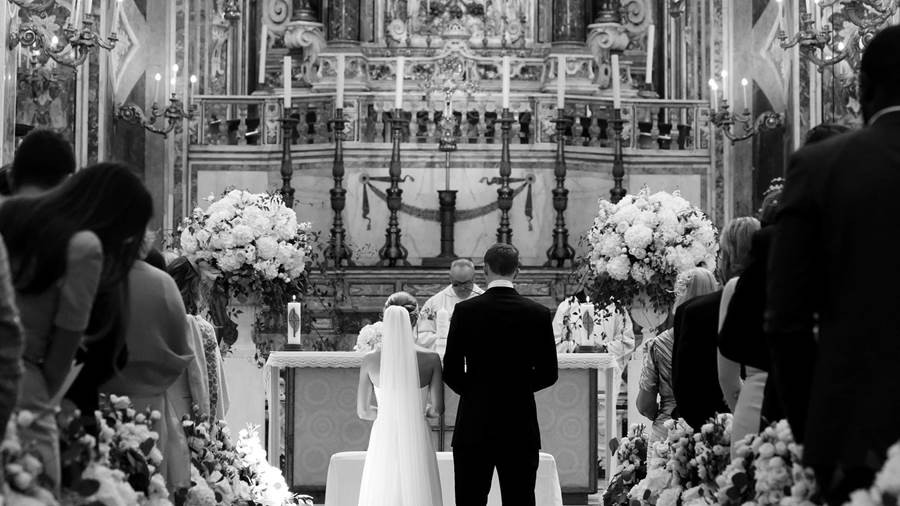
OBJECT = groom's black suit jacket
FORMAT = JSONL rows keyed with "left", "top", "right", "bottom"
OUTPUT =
{"left": 443, "top": 286, "right": 558, "bottom": 451}
{"left": 765, "top": 113, "right": 900, "bottom": 476}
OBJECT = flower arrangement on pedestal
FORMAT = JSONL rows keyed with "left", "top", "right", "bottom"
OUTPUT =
{"left": 585, "top": 188, "right": 718, "bottom": 315}
{"left": 603, "top": 424, "right": 650, "bottom": 506}
{"left": 180, "top": 190, "right": 313, "bottom": 362}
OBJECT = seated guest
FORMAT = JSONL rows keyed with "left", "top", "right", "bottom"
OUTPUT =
{"left": 638, "top": 268, "right": 717, "bottom": 440}
{"left": 0, "top": 237, "right": 22, "bottom": 433}
{"left": 8, "top": 129, "right": 76, "bottom": 196}
{"left": 417, "top": 259, "right": 482, "bottom": 353}
{"left": 715, "top": 217, "right": 761, "bottom": 453}
{"left": 168, "top": 256, "right": 229, "bottom": 420}
{"left": 101, "top": 258, "right": 193, "bottom": 490}
{"left": 0, "top": 162, "right": 152, "bottom": 489}
{"left": 671, "top": 269, "right": 728, "bottom": 430}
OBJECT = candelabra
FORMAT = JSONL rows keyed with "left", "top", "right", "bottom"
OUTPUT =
{"left": 377, "top": 110, "right": 410, "bottom": 267}
{"left": 546, "top": 109, "right": 575, "bottom": 267}
{"left": 710, "top": 100, "right": 784, "bottom": 144}
{"left": 8, "top": 17, "right": 118, "bottom": 68}
{"left": 280, "top": 113, "right": 300, "bottom": 208}
{"left": 324, "top": 109, "right": 353, "bottom": 267}
{"left": 117, "top": 94, "right": 196, "bottom": 137}
{"left": 495, "top": 109, "right": 516, "bottom": 245}
{"left": 609, "top": 108, "right": 627, "bottom": 204}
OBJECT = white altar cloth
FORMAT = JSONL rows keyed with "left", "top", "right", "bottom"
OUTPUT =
{"left": 324, "top": 451, "right": 563, "bottom": 506}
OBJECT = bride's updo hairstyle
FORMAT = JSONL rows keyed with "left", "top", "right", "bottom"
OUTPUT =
{"left": 384, "top": 291, "right": 419, "bottom": 327}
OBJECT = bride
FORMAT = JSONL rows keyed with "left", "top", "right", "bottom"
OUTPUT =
{"left": 356, "top": 292, "right": 444, "bottom": 506}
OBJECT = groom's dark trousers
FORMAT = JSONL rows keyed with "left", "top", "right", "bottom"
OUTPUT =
{"left": 443, "top": 286, "right": 558, "bottom": 506}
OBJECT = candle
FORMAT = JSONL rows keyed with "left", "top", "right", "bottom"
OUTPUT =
{"left": 708, "top": 78, "right": 718, "bottom": 110}
{"left": 586, "top": 104, "right": 592, "bottom": 118}
{"left": 336, "top": 54, "right": 345, "bottom": 110}
{"left": 189, "top": 74, "right": 197, "bottom": 100}
{"left": 283, "top": 55, "right": 292, "bottom": 110}
{"left": 720, "top": 70, "right": 728, "bottom": 102}
{"left": 84, "top": 0, "right": 92, "bottom": 16}
{"left": 740, "top": 78, "right": 749, "bottom": 112}
{"left": 111, "top": 0, "right": 122, "bottom": 34}
{"left": 501, "top": 56, "right": 510, "bottom": 109}
{"left": 68, "top": 0, "right": 80, "bottom": 27}
{"left": 645, "top": 24, "right": 655, "bottom": 84}
{"left": 394, "top": 56, "right": 404, "bottom": 110}
{"left": 556, "top": 55, "right": 566, "bottom": 110}
{"left": 611, "top": 54, "right": 622, "bottom": 110}
{"left": 153, "top": 72, "right": 161, "bottom": 104}
{"left": 257, "top": 24, "right": 268, "bottom": 84}
{"left": 287, "top": 295, "right": 302, "bottom": 347}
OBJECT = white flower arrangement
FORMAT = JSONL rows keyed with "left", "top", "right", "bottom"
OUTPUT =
{"left": 235, "top": 425, "right": 303, "bottom": 506}
{"left": 354, "top": 321, "right": 384, "bottom": 352}
{"left": 586, "top": 188, "right": 718, "bottom": 313}
{"left": 847, "top": 441, "right": 900, "bottom": 506}
{"left": 180, "top": 190, "right": 312, "bottom": 284}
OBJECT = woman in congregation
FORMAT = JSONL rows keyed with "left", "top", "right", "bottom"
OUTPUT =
{"left": 0, "top": 162, "right": 153, "bottom": 488}
{"left": 715, "top": 217, "right": 762, "bottom": 452}
{"left": 638, "top": 268, "right": 718, "bottom": 441}
{"left": 168, "top": 255, "right": 229, "bottom": 420}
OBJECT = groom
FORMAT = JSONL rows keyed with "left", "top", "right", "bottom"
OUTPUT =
{"left": 443, "top": 243, "right": 558, "bottom": 506}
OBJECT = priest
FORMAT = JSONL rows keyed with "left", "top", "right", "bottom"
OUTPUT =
{"left": 417, "top": 259, "right": 482, "bottom": 353}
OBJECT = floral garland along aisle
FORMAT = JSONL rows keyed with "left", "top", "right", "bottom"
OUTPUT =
{"left": 1, "top": 397, "right": 311, "bottom": 505}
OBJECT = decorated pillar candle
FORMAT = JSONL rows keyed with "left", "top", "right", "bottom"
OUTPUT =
{"left": 287, "top": 296, "right": 302, "bottom": 347}
{"left": 394, "top": 56, "right": 405, "bottom": 110}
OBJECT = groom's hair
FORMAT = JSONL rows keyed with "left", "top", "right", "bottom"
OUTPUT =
{"left": 484, "top": 243, "right": 519, "bottom": 277}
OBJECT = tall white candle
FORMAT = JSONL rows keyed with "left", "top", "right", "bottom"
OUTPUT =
{"left": 153, "top": 72, "right": 161, "bottom": 104}
{"left": 257, "top": 24, "right": 268, "bottom": 84}
{"left": 741, "top": 78, "right": 749, "bottom": 112}
{"left": 336, "top": 54, "right": 345, "bottom": 110}
{"left": 111, "top": 0, "right": 122, "bottom": 34}
{"left": 720, "top": 70, "right": 728, "bottom": 102}
{"left": 84, "top": 0, "right": 92, "bottom": 15}
{"left": 557, "top": 56, "right": 566, "bottom": 109}
{"left": 69, "top": 0, "right": 80, "bottom": 27}
{"left": 287, "top": 296, "right": 302, "bottom": 346}
{"left": 708, "top": 78, "right": 718, "bottom": 110}
{"left": 645, "top": 24, "right": 655, "bottom": 84}
{"left": 502, "top": 56, "right": 511, "bottom": 109}
{"left": 189, "top": 74, "right": 198, "bottom": 100}
{"left": 611, "top": 54, "right": 622, "bottom": 110}
{"left": 394, "top": 56, "right": 405, "bottom": 110}
{"left": 283, "top": 55, "right": 292, "bottom": 110}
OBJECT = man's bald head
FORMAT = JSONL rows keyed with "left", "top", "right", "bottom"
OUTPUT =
{"left": 449, "top": 258, "right": 476, "bottom": 298}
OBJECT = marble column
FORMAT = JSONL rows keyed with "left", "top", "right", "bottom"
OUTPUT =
{"left": 326, "top": 0, "right": 361, "bottom": 43}
{"left": 0, "top": 5, "right": 17, "bottom": 164}
{"left": 552, "top": 0, "right": 588, "bottom": 45}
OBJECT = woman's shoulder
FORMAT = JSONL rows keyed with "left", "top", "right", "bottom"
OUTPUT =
{"left": 67, "top": 230, "right": 103, "bottom": 259}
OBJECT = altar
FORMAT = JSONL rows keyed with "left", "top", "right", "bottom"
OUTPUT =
{"left": 265, "top": 351, "right": 618, "bottom": 503}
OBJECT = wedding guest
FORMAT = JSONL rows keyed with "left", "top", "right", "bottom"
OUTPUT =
{"left": 417, "top": 259, "right": 482, "bottom": 353}
{"left": 766, "top": 26, "right": 900, "bottom": 504}
{"left": 0, "top": 162, "right": 152, "bottom": 488}
{"left": 714, "top": 216, "right": 761, "bottom": 453}
{"left": 9, "top": 129, "right": 76, "bottom": 196}
{"left": 718, "top": 124, "right": 850, "bottom": 438}
{"left": 168, "top": 256, "right": 229, "bottom": 420}
{"left": 0, "top": 237, "right": 22, "bottom": 432}
{"left": 671, "top": 268, "right": 727, "bottom": 430}
{"left": 638, "top": 268, "right": 717, "bottom": 440}
{"left": 101, "top": 257, "right": 193, "bottom": 490}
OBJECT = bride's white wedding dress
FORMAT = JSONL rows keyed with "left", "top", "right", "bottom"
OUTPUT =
{"left": 358, "top": 307, "right": 443, "bottom": 506}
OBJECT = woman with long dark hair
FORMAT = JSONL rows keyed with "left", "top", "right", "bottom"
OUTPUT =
{"left": 0, "top": 162, "right": 152, "bottom": 488}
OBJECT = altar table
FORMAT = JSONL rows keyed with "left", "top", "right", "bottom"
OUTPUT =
{"left": 265, "top": 352, "right": 618, "bottom": 502}
{"left": 324, "top": 451, "right": 563, "bottom": 506}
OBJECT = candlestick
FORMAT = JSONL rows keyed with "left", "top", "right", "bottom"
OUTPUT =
{"left": 258, "top": 24, "right": 268, "bottom": 84}
{"left": 336, "top": 55, "right": 345, "bottom": 109}
{"left": 287, "top": 295, "right": 302, "bottom": 348}
{"left": 611, "top": 54, "right": 622, "bottom": 110}
{"left": 111, "top": 0, "right": 122, "bottom": 34}
{"left": 741, "top": 78, "right": 749, "bottom": 112}
{"left": 708, "top": 78, "right": 719, "bottom": 110}
{"left": 394, "top": 56, "right": 405, "bottom": 110}
{"left": 153, "top": 72, "right": 161, "bottom": 104}
{"left": 502, "top": 56, "right": 510, "bottom": 109}
{"left": 556, "top": 55, "right": 566, "bottom": 110}
{"left": 283, "top": 55, "right": 292, "bottom": 110}
{"left": 645, "top": 24, "right": 655, "bottom": 84}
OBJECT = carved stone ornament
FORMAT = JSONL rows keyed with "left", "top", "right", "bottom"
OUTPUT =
{"left": 283, "top": 20, "right": 326, "bottom": 83}
{"left": 587, "top": 22, "right": 630, "bottom": 53}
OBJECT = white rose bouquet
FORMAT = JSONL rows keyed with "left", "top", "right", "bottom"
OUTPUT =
{"left": 180, "top": 190, "right": 314, "bottom": 361}
{"left": 354, "top": 321, "right": 384, "bottom": 352}
{"left": 586, "top": 188, "right": 718, "bottom": 314}
{"left": 847, "top": 441, "right": 900, "bottom": 506}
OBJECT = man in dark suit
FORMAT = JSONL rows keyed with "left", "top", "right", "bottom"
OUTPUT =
{"left": 765, "top": 26, "right": 900, "bottom": 505}
{"left": 671, "top": 290, "right": 729, "bottom": 430}
{"left": 444, "top": 243, "right": 558, "bottom": 506}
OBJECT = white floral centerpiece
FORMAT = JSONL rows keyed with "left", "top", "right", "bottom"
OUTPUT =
{"left": 180, "top": 190, "right": 313, "bottom": 360}
{"left": 586, "top": 188, "right": 718, "bottom": 315}
{"left": 847, "top": 441, "right": 900, "bottom": 506}
{"left": 354, "top": 321, "right": 383, "bottom": 352}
